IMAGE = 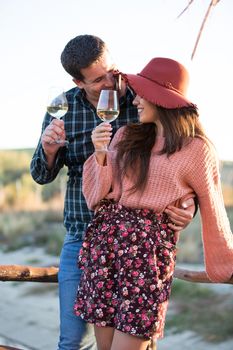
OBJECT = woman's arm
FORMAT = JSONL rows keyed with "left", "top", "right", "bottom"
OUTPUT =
{"left": 82, "top": 124, "right": 125, "bottom": 210}
{"left": 186, "top": 139, "right": 233, "bottom": 282}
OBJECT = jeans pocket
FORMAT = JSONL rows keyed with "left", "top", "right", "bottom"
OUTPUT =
{"left": 64, "top": 231, "right": 83, "bottom": 244}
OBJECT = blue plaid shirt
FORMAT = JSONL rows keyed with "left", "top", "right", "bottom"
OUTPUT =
{"left": 30, "top": 86, "right": 138, "bottom": 239}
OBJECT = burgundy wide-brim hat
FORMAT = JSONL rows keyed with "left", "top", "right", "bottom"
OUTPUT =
{"left": 123, "top": 57, "right": 195, "bottom": 109}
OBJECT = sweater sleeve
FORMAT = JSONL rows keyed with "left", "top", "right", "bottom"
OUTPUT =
{"left": 82, "top": 126, "right": 125, "bottom": 210}
{"left": 187, "top": 139, "right": 233, "bottom": 282}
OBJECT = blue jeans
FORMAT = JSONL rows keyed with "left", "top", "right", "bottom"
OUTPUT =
{"left": 57, "top": 233, "right": 97, "bottom": 350}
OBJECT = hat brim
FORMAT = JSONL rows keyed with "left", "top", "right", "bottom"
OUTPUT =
{"left": 126, "top": 73, "right": 194, "bottom": 109}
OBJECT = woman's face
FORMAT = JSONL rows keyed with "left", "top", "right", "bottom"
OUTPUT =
{"left": 133, "top": 95, "right": 158, "bottom": 123}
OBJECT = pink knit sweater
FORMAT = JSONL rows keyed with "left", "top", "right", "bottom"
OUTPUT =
{"left": 82, "top": 126, "right": 233, "bottom": 283}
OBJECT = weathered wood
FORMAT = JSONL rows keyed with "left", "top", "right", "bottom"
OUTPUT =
{"left": 0, "top": 265, "right": 232, "bottom": 285}
{"left": 0, "top": 346, "right": 23, "bottom": 350}
{"left": 0, "top": 265, "right": 58, "bottom": 282}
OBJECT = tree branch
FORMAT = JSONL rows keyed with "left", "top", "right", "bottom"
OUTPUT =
{"left": 177, "top": 0, "right": 221, "bottom": 60}
{"left": 177, "top": 0, "right": 195, "bottom": 19}
{"left": 191, "top": 0, "right": 220, "bottom": 60}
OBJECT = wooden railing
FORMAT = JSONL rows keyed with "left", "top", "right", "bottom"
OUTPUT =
{"left": 0, "top": 265, "right": 58, "bottom": 283}
{"left": 0, "top": 265, "right": 233, "bottom": 284}
{"left": 0, "top": 265, "right": 232, "bottom": 350}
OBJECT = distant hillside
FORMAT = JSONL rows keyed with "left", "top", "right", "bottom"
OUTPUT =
{"left": 0, "top": 148, "right": 233, "bottom": 210}
{"left": 0, "top": 148, "right": 67, "bottom": 211}
{"left": 0, "top": 148, "right": 232, "bottom": 263}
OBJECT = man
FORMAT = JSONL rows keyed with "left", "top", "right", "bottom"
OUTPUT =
{"left": 30, "top": 35, "right": 195, "bottom": 350}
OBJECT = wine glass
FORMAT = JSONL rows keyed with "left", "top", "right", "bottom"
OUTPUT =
{"left": 96, "top": 89, "right": 120, "bottom": 151}
{"left": 47, "top": 86, "right": 69, "bottom": 145}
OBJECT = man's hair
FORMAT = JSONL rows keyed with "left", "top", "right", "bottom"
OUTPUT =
{"left": 60, "top": 34, "right": 107, "bottom": 81}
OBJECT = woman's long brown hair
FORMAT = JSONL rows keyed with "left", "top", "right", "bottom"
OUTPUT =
{"left": 115, "top": 105, "right": 207, "bottom": 193}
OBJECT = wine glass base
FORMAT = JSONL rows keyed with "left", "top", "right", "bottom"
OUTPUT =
{"left": 50, "top": 139, "right": 69, "bottom": 146}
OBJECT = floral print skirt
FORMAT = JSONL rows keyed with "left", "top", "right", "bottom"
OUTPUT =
{"left": 74, "top": 200, "right": 177, "bottom": 340}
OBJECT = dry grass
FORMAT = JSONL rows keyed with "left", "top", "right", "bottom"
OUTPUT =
{"left": 166, "top": 279, "right": 233, "bottom": 342}
{"left": 0, "top": 211, "right": 65, "bottom": 256}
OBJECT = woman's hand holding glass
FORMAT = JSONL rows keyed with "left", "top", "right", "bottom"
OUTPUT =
{"left": 96, "top": 89, "right": 119, "bottom": 151}
{"left": 91, "top": 123, "right": 113, "bottom": 153}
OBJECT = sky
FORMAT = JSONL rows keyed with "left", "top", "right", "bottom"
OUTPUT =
{"left": 0, "top": 0, "right": 233, "bottom": 161}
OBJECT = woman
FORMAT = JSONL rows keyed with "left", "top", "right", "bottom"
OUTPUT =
{"left": 74, "top": 57, "right": 233, "bottom": 350}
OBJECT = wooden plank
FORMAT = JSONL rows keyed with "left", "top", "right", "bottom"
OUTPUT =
{"left": 0, "top": 347, "right": 23, "bottom": 350}
{"left": 0, "top": 265, "right": 58, "bottom": 282}
{"left": 0, "top": 265, "right": 232, "bottom": 284}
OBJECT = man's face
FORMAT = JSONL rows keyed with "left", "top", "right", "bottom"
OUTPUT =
{"left": 74, "top": 50, "right": 116, "bottom": 106}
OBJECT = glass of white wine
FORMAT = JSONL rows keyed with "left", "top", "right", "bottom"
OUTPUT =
{"left": 47, "top": 86, "right": 69, "bottom": 145}
{"left": 96, "top": 89, "right": 119, "bottom": 151}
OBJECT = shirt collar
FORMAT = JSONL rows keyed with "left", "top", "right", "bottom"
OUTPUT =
{"left": 73, "top": 87, "right": 86, "bottom": 100}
